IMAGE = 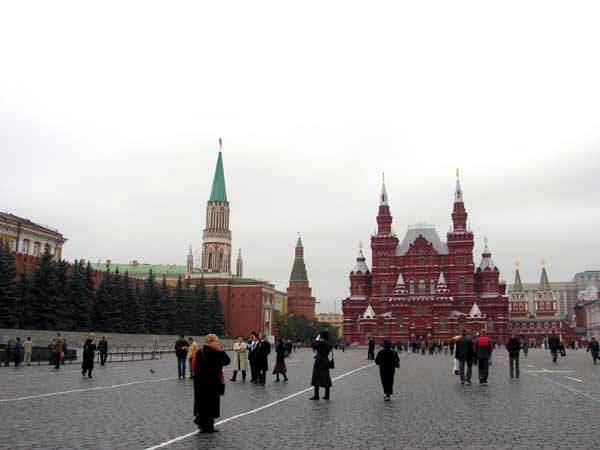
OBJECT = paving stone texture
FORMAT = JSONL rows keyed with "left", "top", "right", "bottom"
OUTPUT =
{"left": 1, "top": 347, "right": 599, "bottom": 450}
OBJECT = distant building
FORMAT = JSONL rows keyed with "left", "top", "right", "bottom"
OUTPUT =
{"left": 574, "top": 283, "right": 600, "bottom": 340}
{"left": 316, "top": 313, "right": 343, "bottom": 336}
{"left": 89, "top": 141, "right": 275, "bottom": 338}
{"left": 0, "top": 212, "right": 66, "bottom": 261}
{"left": 342, "top": 173, "right": 509, "bottom": 345}
{"left": 286, "top": 236, "right": 316, "bottom": 320}
{"left": 273, "top": 290, "right": 288, "bottom": 315}
{"left": 507, "top": 263, "right": 576, "bottom": 345}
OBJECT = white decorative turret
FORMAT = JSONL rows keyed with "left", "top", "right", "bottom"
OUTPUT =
{"left": 393, "top": 273, "right": 408, "bottom": 295}
{"left": 454, "top": 168, "right": 463, "bottom": 203}
{"left": 186, "top": 245, "right": 194, "bottom": 277}
{"left": 469, "top": 302, "right": 483, "bottom": 318}
{"left": 352, "top": 243, "right": 370, "bottom": 274}
{"left": 236, "top": 248, "right": 243, "bottom": 278}
{"left": 362, "top": 304, "right": 377, "bottom": 319}
{"left": 380, "top": 173, "right": 388, "bottom": 206}
{"left": 436, "top": 271, "right": 450, "bottom": 294}
{"left": 478, "top": 237, "right": 497, "bottom": 271}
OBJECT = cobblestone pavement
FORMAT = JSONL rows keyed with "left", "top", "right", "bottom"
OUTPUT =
{"left": 1, "top": 348, "right": 599, "bottom": 450}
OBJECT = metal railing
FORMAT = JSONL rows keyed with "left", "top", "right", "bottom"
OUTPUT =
{"left": 95, "top": 347, "right": 175, "bottom": 363}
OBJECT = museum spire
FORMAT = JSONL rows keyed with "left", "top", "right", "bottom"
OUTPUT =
{"left": 209, "top": 138, "right": 228, "bottom": 203}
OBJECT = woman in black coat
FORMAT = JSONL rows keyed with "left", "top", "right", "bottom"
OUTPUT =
{"left": 310, "top": 331, "right": 332, "bottom": 400}
{"left": 375, "top": 340, "right": 398, "bottom": 401}
{"left": 273, "top": 339, "right": 288, "bottom": 382}
{"left": 192, "top": 334, "right": 231, "bottom": 433}
{"left": 81, "top": 335, "right": 97, "bottom": 378}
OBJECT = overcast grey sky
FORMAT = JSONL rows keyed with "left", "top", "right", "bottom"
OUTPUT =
{"left": 2, "top": 1, "right": 600, "bottom": 313}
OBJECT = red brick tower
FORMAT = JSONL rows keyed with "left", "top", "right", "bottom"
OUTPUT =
{"left": 286, "top": 236, "right": 316, "bottom": 319}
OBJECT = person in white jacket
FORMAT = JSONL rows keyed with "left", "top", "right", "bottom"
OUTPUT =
{"left": 230, "top": 336, "right": 248, "bottom": 382}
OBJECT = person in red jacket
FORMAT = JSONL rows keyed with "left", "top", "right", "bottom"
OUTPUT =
{"left": 474, "top": 330, "right": 493, "bottom": 384}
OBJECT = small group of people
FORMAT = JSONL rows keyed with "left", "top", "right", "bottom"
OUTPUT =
{"left": 2, "top": 337, "right": 32, "bottom": 367}
{"left": 454, "top": 329, "right": 494, "bottom": 384}
{"left": 81, "top": 334, "right": 109, "bottom": 377}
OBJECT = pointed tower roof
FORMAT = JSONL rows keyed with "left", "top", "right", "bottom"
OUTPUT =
{"left": 209, "top": 139, "right": 228, "bottom": 202}
{"left": 290, "top": 235, "right": 308, "bottom": 282}
{"left": 397, "top": 272, "right": 405, "bottom": 285}
{"left": 513, "top": 261, "right": 523, "bottom": 291}
{"left": 438, "top": 271, "right": 446, "bottom": 285}
{"left": 380, "top": 173, "right": 388, "bottom": 206}
{"left": 188, "top": 245, "right": 193, "bottom": 256}
{"left": 352, "top": 243, "right": 370, "bottom": 273}
{"left": 362, "top": 304, "right": 376, "bottom": 319}
{"left": 478, "top": 237, "right": 497, "bottom": 271}
{"left": 539, "top": 261, "right": 551, "bottom": 291}
{"left": 469, "top": 302, "right": 483, "bottom": 318}
{"left": 454, "top": 168, "right": 463, "bottom": 203}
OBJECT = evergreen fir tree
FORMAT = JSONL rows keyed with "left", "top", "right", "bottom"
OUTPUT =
{"left": 179, "top": 276, "right": 195, "bottom": 335}
{"left": 110, "top": 267, "right": 124, "bottom": 332}
{"left": 0, "top": 243, "right": 18, "bottom": 328}
{"left": 49, "top": 259, "right": 72, "bottom": 330}
{"left": 94, "top": 269, "right": 113, "bottom": 331}
{"left": 158, "top": 275, "right": 175, "bottom": 334}
{"left": 129, "top": 282, "right": 145, "bottom": 333}
{"left": 192, "top": 278, "right": 211, "bottom": 336}
{"left": 31, "top": 245, "right": 56, "bottom": 329}
{"left": 16, "top": 273, "right": 34, "bottom": 329}
{"left": 209, "top": 284, "right": 225, "bottom": 336}
{"left": 68, "top": 260, "right": 90, "bottom": 331}
{"left": 142, "top": 270, "right": 159, "bottom": 333}
{"left": 82, "top": 262, "right": 96, "bottom": 330}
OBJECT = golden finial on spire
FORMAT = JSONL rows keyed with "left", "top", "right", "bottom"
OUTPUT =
{"left": 456, "top": 168, "right": 459, "bottom": 179}
{"left": 515, "top": 259, "right": 520, "bottom": 268}
{"left": 484, "top": 236, "right": 488, "bottom": 245}
{"left": 382, "top": 172, "right": 385, "bottom": 183}
{"left": 359, "top": 241, "right": 363, "bottom": 250}
{"left": 541, "top": 259, "right": 546, "bottom": 267}
{"left": 219, "top": 137, "right": 222, "bottom": 150}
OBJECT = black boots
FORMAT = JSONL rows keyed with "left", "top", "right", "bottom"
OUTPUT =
{"left": 323, "top": 387, "right": 330, "bottom": 400}
{"left": 242, "top": 370, "right": 246, "bottom": 381}
{"left": 309, "top": 387, "right": 319, "bottom": 400}
{"left": 230, "top": 370, "right": 237, "bottom": 382}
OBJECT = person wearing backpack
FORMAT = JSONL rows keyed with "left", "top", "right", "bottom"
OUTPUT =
{"left": 375, "top": 340, "right": 399, "bottom": 401}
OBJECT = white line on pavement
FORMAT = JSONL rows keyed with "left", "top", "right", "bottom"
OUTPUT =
{"left": 0, "top": 377, "right": 177, "bottom": 402}
{"left": 564, "top": 376, "right": 584, "bottom": 383}
{"left": 526, "top": 364, "right": 535, "bottom": 368}
{"left": 523, "top": 371, "right": 600, "bottom": 405}
{"left": 144, "top": 363, "right": 376, "bottom": 450}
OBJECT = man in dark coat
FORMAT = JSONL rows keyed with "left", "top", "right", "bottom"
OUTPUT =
{"left": 367, "top": 338, "right": 375, "bottom": 360}
{"left": 192, "top": 334, "right": 230, "bottom": 433}
{"left": 474, "top": 330, "right": 493, "bottom": 384}
{"left": 81, "top": 335, "right": 97, "bottom": 378}
{"left": 587, "top": 337, "right": 599, "bottom": 364}
{"left": 248, "top": 332, "right": 259, "bottom": 383}
{"left": 98, "top": 336, "right": 108, "bottom": 366}
{"left": 548, "top": 331, "right": 561, "bottom": 363}
{"left": 455, "top": 329, "right": 474, "bottom": 385}
{"left": 310, "top": 331, "right": 332, "bottom": 400}
{"left": 506, "top": 333, "right": 521, "bottom": 378}
{"left": 13, "top": 337, "right": 23, "bottom": 367}
{"left": 375, "top": 340, "right": 399, "bottom": 401}
{"left": 175, "top": 335, "right": 188, "bottom": 379}
{"left": 256, "top": 333, "right": 271, "bottom": 385}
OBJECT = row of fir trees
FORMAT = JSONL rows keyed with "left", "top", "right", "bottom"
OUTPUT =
{"left": 0, "top": 244, "right": 225, "bottom": 336}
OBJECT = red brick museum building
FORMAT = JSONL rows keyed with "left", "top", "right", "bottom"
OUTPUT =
{"left": 342, "top": 174, "right": 510, "bottom": 345}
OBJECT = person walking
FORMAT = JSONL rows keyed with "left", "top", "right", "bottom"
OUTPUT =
{"left": 187, "top": 337, "right": 199, "bottom": 379}
{"left": 23, "top": 337, "right": 33, "bottom": 366}
{"left": 98, "top": 336, "right": 108, "bottom": 366}
{"left": 455, "top": 329, "right": 474, "bottom": 385}
{"left": 367, "top": 338, "right": 375, "bottom": 360}
{"left": 521, "top": 337, "right": 528, "bottom": 358}
{"left": 13, "top": 337, "right": 23, "bottom": 367}
{"left": 81, "top": 334, "right": 97, "bottom": 378}
{"left": 375, "top": 340, "right": 399, "bottom": 401}
{"left": 587, "top": 337, "right": 599, "bottom": 364}
{"left": 474, "top": 330, "right": 493, "bottom": 384}
{"left": 192, "top": 334, "right": 230, "bottom": 433}
{"left": 230, "top": 336, "right": 248, "bottom": 382}
{"left": 548, "top": 331, "right": 560, "bottom": 363}
{"left": 51, "top": 333, "right": 64, "bottom": 369}
{"left": 273, "top": 338, "right": 288, "bottom": 382}
{"left": 256, "top": 333, "right": 271, "bottom": 385}
{"left": 247, "top": 332, "right": 258, "bottom": 383}
{"left": 506, "top": 333, "right": 521, "bottom": 379}
{"left": 310, "top": 331, "right": 332, "bottom": 400}
{"left": 175, "top": 335, "right": 189, "bottom": 379}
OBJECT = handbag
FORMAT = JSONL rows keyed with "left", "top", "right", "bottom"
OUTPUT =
{"left": 328, "top": 349, "right": 335, "bottom": 369}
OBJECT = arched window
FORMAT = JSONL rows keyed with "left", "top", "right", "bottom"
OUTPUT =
{"left": 429, "top": 279, "right": 436, "bottom": 293}
{"left": 418, "top": 278, "right": 426, "bottom": 293}
{"left": 207, "top": 250, "right": 213, "bottom": 269}
{"left": 409, "top": 280, "right": 415, "bottom": 294}
{"left": 458, "top": 278, "right": 466, "bottom": 293}
{"left": 380, "top": 280, "right": 388, "bottom": 296}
